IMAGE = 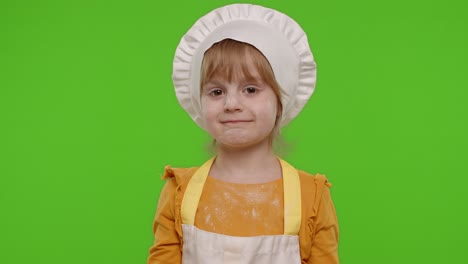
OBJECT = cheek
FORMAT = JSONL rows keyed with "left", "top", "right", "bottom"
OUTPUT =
{"left": 253, "top": 99, "right": 278, "bottom": 129}
{"left": 200, "top": 101, "right": 218, "bottom": 125}
{"left": 264, "top": 98, "right": 278, "bottom": 119}
{"left": 267, "top": 97, "right": 280, "bottom": 128}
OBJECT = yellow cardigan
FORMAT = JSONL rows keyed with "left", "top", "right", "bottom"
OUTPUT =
{"left": 147, "top": 166, "right": 339, "bottom": 264}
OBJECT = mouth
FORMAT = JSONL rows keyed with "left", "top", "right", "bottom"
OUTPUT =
{"left": 220, "top": 120, "right": 252, "bottom": 124}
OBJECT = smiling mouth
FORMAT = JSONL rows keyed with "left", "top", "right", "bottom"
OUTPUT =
{"left": 220, "top": 120, "right": 252, "bottom": 124}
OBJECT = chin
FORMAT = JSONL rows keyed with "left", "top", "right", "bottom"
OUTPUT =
{"left": 216, "top": 135, "right": 269, "bottom": 150}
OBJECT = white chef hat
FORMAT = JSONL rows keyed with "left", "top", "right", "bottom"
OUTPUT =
{"left": 172, "top": 3, "right": 317, "bottom": 128}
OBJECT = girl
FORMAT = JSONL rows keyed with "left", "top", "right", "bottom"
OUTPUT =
{"left": 147, "top": 3, "right": 339, "bottom": 264}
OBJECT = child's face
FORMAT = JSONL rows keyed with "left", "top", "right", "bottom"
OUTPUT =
{"left": 200, "top": 65, "right": 278, "bottom": 150}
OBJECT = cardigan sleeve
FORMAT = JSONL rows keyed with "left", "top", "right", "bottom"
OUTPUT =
{"left": 147, "top": 177, "right": 182, "bottom": 264}
{"left": 307, "top": 178, "right": 339, "bottom": 264}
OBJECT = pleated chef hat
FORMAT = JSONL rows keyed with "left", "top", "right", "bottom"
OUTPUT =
{"left": 172, "top": 3, "right": 317, "bottom": 128}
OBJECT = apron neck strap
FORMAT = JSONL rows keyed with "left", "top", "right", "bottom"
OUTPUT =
{"left": 180, "top": 157, "right": 302, "bottom": 235}
{"left": 280, "top": 159, "right": 302, "bottom": 235}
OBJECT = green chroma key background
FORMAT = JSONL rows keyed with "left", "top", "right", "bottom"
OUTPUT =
{"left": 1, "top": 0, "right": 467, "bottom": 263}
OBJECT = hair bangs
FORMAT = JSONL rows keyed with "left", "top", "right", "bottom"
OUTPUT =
{"left": 200, "top": 40, "right": 274, "bottom": 86}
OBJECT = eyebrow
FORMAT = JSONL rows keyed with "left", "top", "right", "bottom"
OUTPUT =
{"left": 201, "top": 80, "right": 223, "bottom": 92}
{"left": 203, "top": 77, "right": 264, "bottom": 87}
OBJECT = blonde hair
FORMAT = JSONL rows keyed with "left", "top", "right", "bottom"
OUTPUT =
{"left": 200, "top": 39, "right": 284, "bottom": 145}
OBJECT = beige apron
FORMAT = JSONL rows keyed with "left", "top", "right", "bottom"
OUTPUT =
{"left": 180, "top": 158, "right": 302, "bottom": 264}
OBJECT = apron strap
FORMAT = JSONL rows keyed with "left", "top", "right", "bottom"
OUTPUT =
{"left": 180, "top": 157, "right": 215, "bottom": 226}
{"left": 180, "top": 157, "right": 302, "bottom": 235}
{"left": 280, "top": 159, "right": 302, "bottom": 235}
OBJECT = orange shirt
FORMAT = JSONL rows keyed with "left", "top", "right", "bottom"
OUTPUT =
{"left": 147, "top": 166, "right": 339, "bottom": 264}
{"left": 195, "top": 176, "right": 284, "bottom": 236}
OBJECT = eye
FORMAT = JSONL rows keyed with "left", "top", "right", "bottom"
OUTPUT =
{"left": 208, "top": 88, "right": 224, "bottom": 96}
{"left": 244, "top": 86, "right": 258, "bottom": 94}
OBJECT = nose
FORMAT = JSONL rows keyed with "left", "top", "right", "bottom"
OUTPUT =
{"left": 224, "top": 93, "right": 243, "bottom": 112}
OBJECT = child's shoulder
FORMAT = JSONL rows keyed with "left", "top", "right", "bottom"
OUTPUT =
{"left": 161, "top": 165, "right": 199, "bottom": 186}
{"left": 296, "top": 169, "right": 333, "bottom": 189}
{"left": 296, "top": 169, "right": 334, "bottom": 214}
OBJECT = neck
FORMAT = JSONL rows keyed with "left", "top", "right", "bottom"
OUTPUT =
{"left": 210, "top": 140, "right": 281, "bottom": 184}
